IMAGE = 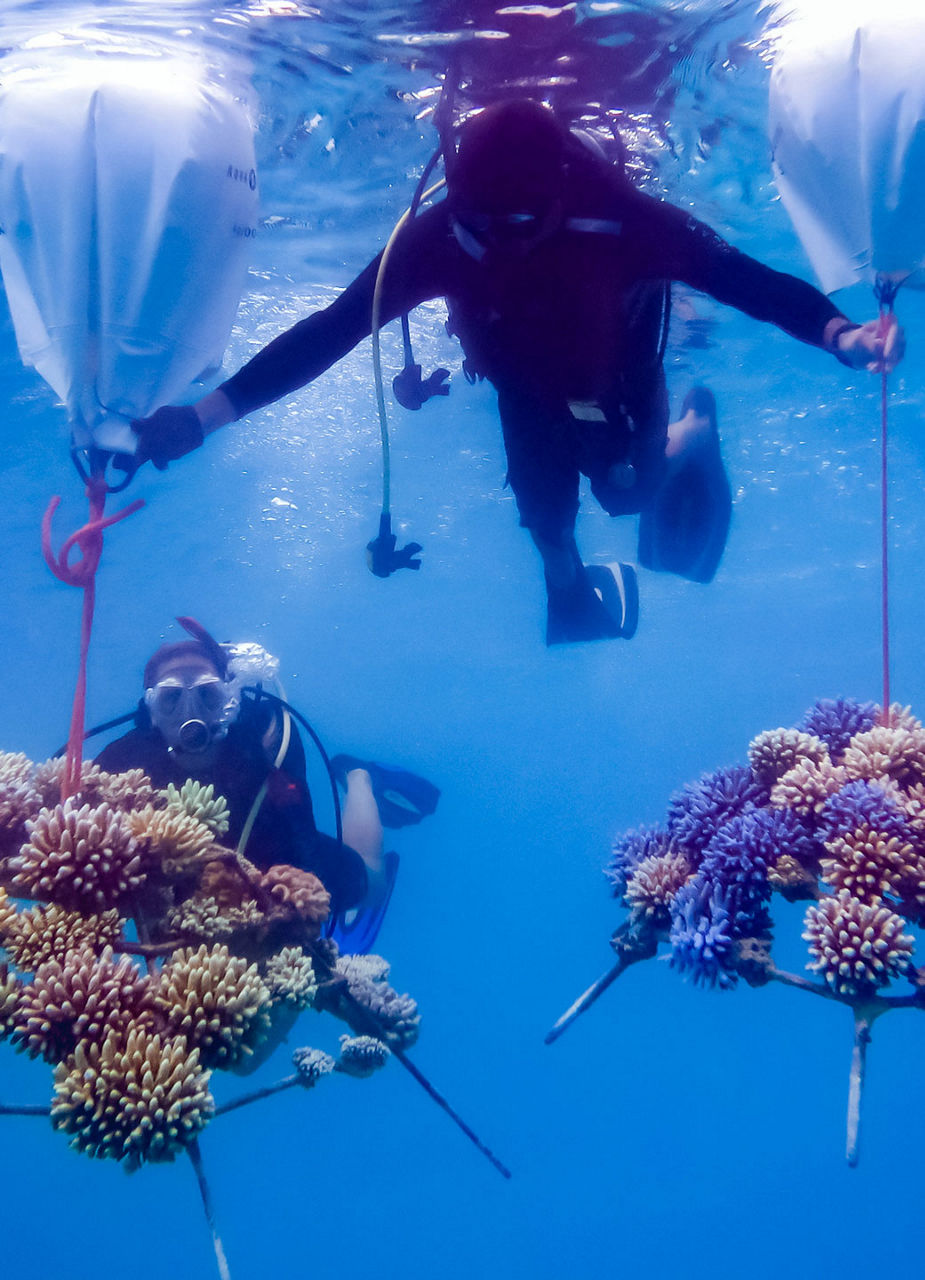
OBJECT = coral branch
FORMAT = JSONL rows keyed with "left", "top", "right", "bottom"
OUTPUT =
{"left": 214, "top": 1075, "right": 300, "bottom": 1116}
{"left": 545, "top": 917, "right": 660, "bottom": 1044}
{"left": 847, "top": 1011, "right": 875, "bottom": 1167}
{"left": 0, "top": 1103, "right": 50, "bottom": 1117}
{"left": 188, "top": 1139, "right": 231, "bottom": 1280}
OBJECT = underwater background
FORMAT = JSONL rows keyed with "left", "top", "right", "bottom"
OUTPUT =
{"left": 1, "top": 1, "right": 924, "bottom": 1276}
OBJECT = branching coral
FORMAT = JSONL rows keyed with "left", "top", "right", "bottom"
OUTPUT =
{"left": 624, "top": 851, "right": 692, "bottom": 920}
{"left": 0, "top": 751, "right": 39, "bottom": 848}
{"left": 11, "top": 945, "right": 152, "bottom": 1063}
{"left": 3, "top": 904, "right": 123, "bottom": 974}
{"left": 264, "top": 947, "right": 317, "bottom": 1010}
{"left": 32, "top": 758, "right": 104, "bottom": 809}
{"left": 51, "top": 1024, "right": 213, "bottom": 1170}
{"left": 335, "top": 953, "right": 420, "bottom": 1048}
{"left": 127, "top": 804, "right": 215, "bottom": 869}
{"left": 0, "top": 964, "right": 20, "bottom": 1038}
{"left": 163, "top": 780, "right": 230, "bottom": 838}
{"left": 820, "top": 823, "right": 921, "bottom": 904}
{"left": 156, "top": 944, "right": 271, "bottom": 1069}
{"left": 166, "top": 894, "right": 265, "bottom": 944}
{"left": 748, "top": 728, "right": 827, "bottom": 787}
{"left": 607, "top": 825, "right": 672, "bottom": 896}
{"left": 819, "top": 780, "right": 909, "bottom": 843}
{"left": 770, "top": 755, "right": 846, "bottom": 820}
{"left": 260, "top": 865, "right": 331, "bottom": 931}
{"left": 669, "top": 879, "right": 737, "bottom": 988}
{"left": 841, "top": 724, "right": 925, "bottom": 789}
{"left": 337, "top": 1034, "right": 390, "bottom": 1078}
{"left": 803, "top": 891, "right": 915, "bottom": 996}
{"left": 799, "top": 698, "right": 878, "bottom": 758}
{"left": 666, "top": 765, "right": 769, "bottom": 863}
{"left": 11, "top": 800, "right": 145, "bottom": 911}
{"left": 0, "top": 887, "right": 17, "bottom": 941}
{"left": 292, "top": 1045, "right": 335, "bottom": 1087}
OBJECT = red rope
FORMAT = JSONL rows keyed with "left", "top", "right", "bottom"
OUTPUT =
{"left": 878, "top": 304, "right": 892, "bottom": 728}
{"left": 41, "top": 477, "right": 144, "bottom": 800}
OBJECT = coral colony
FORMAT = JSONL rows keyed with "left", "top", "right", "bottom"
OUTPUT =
{"left": 0, "top": 757, "right": 421, "bottom": 1277}
{"left": 547, "top": 698, "right": 925, "bottom": 1166}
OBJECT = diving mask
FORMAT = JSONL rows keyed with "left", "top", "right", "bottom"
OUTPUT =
{"left": 145, "top": 672, "right": 237, "bottom": 753}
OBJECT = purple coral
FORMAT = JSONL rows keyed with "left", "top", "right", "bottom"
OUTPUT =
{"left": 666, "top": 766, "right": 769, "bottom": 864}
{"left": 606, "top": 824, "right": 671, "bottom": 897}
{"left": 669, "top": 879, "right": 737, "bottom": 989}
{"left": 819, "top": 780, "right": 909, "bottom": 844}
{"left": 800, "top": 698, "right": 877, "bottom": 759}
{"left": 698, "top": 811, "right": 776, "bottom": 936}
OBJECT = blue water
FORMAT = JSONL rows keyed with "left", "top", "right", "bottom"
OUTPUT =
{"left": 1, "top": 1, "right": 925, "bottom": 1276}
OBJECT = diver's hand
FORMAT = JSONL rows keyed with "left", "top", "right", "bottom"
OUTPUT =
{"left": 830, "top": 315, "right": 905, "bottom": 374}
{"left": 129, "top": 405, "right": 205, "bottom": 470}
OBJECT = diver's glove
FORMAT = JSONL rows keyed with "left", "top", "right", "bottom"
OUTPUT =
{"left": 366, "top": 513, "right": 422, "bottom": 577}
{"left": 392, "top": 363, "right": 451, "bottom": 411}
{"left": 122, "top": 405, "right": 205, "bottom": 471}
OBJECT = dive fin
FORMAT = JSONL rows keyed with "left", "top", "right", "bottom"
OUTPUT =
{"left": 329, "top": 850, "right": 400, "bottom": 955}
{"left": 330, "top": 755, "right": 440, "bottom": 827}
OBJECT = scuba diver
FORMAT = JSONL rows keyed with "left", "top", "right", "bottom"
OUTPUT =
{"left": 125, "top": 99, "right": 904, "bottom": 645}
{"left": 93, "top": 618, "right": 439, "bottom": 951}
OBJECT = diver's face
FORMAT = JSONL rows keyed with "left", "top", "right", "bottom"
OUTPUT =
{"left": 145, "top": 655, "right": 232, "bottom": 755}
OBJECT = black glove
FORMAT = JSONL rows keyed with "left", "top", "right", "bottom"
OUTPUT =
{"left": 125, "top": 405, "right": 205, "bottom": 471}
{"left": 392, "top": 363, "right": 451, "bottom": 411}
{"left": 366, "top": 513, "right": 422, "bottom": 577}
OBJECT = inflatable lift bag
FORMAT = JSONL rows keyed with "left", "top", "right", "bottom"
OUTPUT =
{"left": 0, "top": 58, "right": 258, "bottom": 453}
{"left": 769, "top": 0, "right": 925, "bottom": 295}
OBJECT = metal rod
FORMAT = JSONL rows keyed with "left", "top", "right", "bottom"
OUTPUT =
{"left": 188, "top": 1138, "right": 232, "bottom": 1280}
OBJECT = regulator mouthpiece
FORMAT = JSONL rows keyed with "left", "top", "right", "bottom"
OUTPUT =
{"left": 177, "top": 718, "right": 211, "bottom": 753}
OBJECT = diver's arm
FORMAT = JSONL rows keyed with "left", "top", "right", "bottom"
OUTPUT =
{"left": 632, "top": 192, "right": 904, "bottom": 372}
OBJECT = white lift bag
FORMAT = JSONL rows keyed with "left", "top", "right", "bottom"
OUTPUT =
{"left": 768, "top": 0, "right": 925, "bottom": 295}
{"left": 0, "top": 55, "right": 257, "bottom": 454}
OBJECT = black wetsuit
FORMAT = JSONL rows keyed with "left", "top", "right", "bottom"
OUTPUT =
{"left": 95, "top": 700, "right": 367, "bottom": 915}
{"left": 219, "top": 143, "right": 843, "bottom": 549}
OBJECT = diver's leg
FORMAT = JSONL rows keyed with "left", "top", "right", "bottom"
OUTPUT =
{"left": 342, "top": 768, "right": 387, "bottom": 907}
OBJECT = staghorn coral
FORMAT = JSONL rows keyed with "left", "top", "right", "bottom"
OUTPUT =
{"left": 3, "top": 904, "right": 123, "bottom": 974}
{"left": 800, "top": 698, "right": 878, "bottom": 759}
{"left": 264, "top": 947, "right": 318, "bottom": 1010}
{"left": 0, "top": 887, "right": 17, "bottom": 941}
{"left": 127, "top": 804, "right": 215, "bottom": 868}
{"left": 0, "top": 751, "right": 39, "bottom": 846}
{"left": 696, "top": 812, "right": 774, "bottom": 939}
{"left": 768, "top": 854, "right": 819, "bottom": 899}
{"left": 666, "top": 766, "right": 769, "bottom": 863}
{"left": 819, "top": 780, "right": 909, "bottom": 844}
{"left": 156, "top": 944, "right": 271, "bottom": 1069}
{"left": 669, "top": 879, "right": 737, "bottom": 989}
{"left": 11, "top": 799, "right": 145, "bottom": 911}
{"left": 0, "top": 963, "right": 21, "bottom": 1038}
{"left": 292, "top": 1045, "right": 335, "bottom": 1087}
{"left": 607, "top": 825, "right": 672, "bottom": 896}
{"left": 337, "top": 1034, "right": 390, "bottom": 1078}
{"left": 335, "top": 953, "right": 420, "bottom": 1048}
{"left": 770, "top": 755, "right": 846, "bottom": 820}
{"left": 166, "top": 894, "right": 265, "bottom": 943}
{"left": 803, "top": 891, "right": 915, "bottom": 996}
{"left": 52, "top": 1023, "right": 213, "bottom": 1170}
{"left": 162, "top": 780, "right": 230, "bottom": 838}
{"left": 11, "top": 945, "right": 152, "bottom": 1063}
{"left": 748, "top": 728, "right": 828, "bottom": 787}
{"left": 624, "top": 851, "right": 692, "bottom": 920}
{"left": 820, "top": 823, "right": 921, "bottom": 905}
{"left": 841, "top": 724, "right": 925, "bottom": 790}
{"left": 260, "top": 865, "right": 331, "bottom": 930}
{"left": 94, "top": 768, "right": 156, "bottom": 813}
{"left": 32, "top": 758, "right": 105, "bottom": 809}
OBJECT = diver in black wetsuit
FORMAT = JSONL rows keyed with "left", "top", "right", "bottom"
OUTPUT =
{"left": 128, "top": 100, "right": 904, "bottom": 645}
{"left": 94, "top": 620, "right": 437, "bottom": 947}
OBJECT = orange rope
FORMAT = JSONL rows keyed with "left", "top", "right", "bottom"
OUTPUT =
{"left": 41, "top": 476, "right": 144, "bottom": 799}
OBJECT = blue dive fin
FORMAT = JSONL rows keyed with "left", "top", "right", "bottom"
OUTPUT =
{"left": 329, "top": 851, "right": 400, "bottom": 955}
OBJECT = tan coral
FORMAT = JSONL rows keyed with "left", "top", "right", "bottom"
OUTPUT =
{"left": 51, "top": 1023, "right": 213, "bottom": 1170}
{"left": 882, "top": 704, "right": 923, "bottom": 733}
{"left": 803, "top": 890, "right": 915, "bottom": 996}
{"left": 0, "top": 887, "right": 17, "bottom": 942}
{"left": 624, "top": 851, "right": 692, "bottom": 918}
{"left": 165, "top": 894, "right": 265, "bottom": 944}
{"left": 3, "top": 904, "right": 123, "bottom": 974}
{"left": 126, "top": 804, "right": 215, "bottom": 870}
{"left": 94, "top": 768, "right": 157, "bottom": 813}
{"left": 748, "top": 729, "right": 828, "bottom": 787}
{"left": 260, "top": 865, "right": 331, "bottom": 930}
{"left": 11, "top": 945, "right": 153, "bottom": 1063}
{"left": 32, "top": 758, "right": 105, "bottom": 809}
{"left": 0, "top": 963, "right": 21, "bottom": 1038}
{"left": 768, "top": 854, "right": 819, "bottom": 899}
{"left": 820, "top": 823, "right": 920, "bottom": 904}
{"left": 10, "top": 799, "right": 145, "bottom": 911}
{"left": 842, "top": 725, "right": 925, "bottom": 790}
{"left": 0, "top": 751, "right": 39, "bottom": 841}
{"left": 198, "top": 858, "right": 260, "bottom": 911}
{"left": 264, "top": 947, "right": 318, "bottom": 1009}
{"left": 162, "top": 780, "right": 230, "bottom": 838}
{"left": 156, "top": 943, "right": 271, "bottom": 1069}
{"left": 770, "top": 756, "right": 846, "bottom": 818}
